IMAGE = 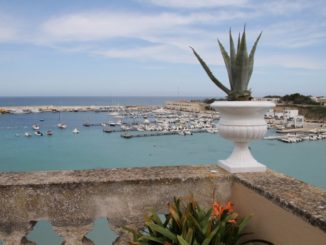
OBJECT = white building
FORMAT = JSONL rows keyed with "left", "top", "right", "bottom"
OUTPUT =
{"left": 285, "top": 115, "right": 304, "bottom": 128}
{"left": 165, "top": 101, "right": 207, "bottom": 112}
{"left": 283, "top": 109, "right": 298, "bottom": 119}
{"left": 264, "top": 109, "right": 274, "bottom": 119}
{"left": 254, "top": 97, "right": 280, "bottom": 103}
{"left": 274, "top": 112, "right": 284, "bottom": 119}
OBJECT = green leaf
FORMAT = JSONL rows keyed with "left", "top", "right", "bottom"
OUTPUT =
{"left": 235, "top": 26, "right": 249, "bottom": 92}
{"left": 185, "top": 228, "right": 194, "bottom": 244}
{"left": 169, "top": 205, "right": 182, "bottom": 228}
{"left": 147, "top": 223, "right": 178, "bottom": 242}
{"left": 151, "top": 211, "right": 164, "bottom": 226}
{"left": 247, "top": 32, "right": 262, "bottom": 87}
{"left": 238, "top": 216, "right": 252, "bottom": 234}
{"left": 237, "top": 32, "right": 241, "bottom": 54}
{"left": 190, "top": 46, "right": 231, "bottom": 95}
{"left": 188, "top": 214, "right": 205, "bottom": 237}
{"left": 229, "top": 28, "right": 236, "bottom": 90}
{"left": 139, "top": 235, "right": 166, "bottom": 244}
{"left": 177, "top": 235, "right": 191, "bottom": 245}
{"left": 217, "top": 39, "right": 232, "bottom": 90}
{"left": 202, "top": 226, "right": 219, "bottom": 245}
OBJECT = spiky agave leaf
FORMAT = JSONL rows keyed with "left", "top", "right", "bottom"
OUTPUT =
{"left": 190, "top": 46, "right": 231, "bottom": 95}
{"left": 229, "top": 29, "right": 236, "bottom": 90}
{"left": 234, "top": 26, "right": 249, "bottom": 92}
{"left": 217, "top": 39, "right": 232, "bottom": 90}
{"left": 191, "top": 26, "right": 262, "bottom": 101}
{"left": 237, "top": 32, "right": 241, "bottom": 54}
{"left": 246, "top": 32, "right": 262, "bottom": 88}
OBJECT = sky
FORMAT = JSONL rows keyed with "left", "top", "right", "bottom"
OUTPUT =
{"left": 0, "top": 0, "right": 325, "bottom": 97}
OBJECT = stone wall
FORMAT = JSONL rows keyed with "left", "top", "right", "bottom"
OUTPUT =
{"left": 0, "top": 165, "right": 325, "bottom": 244}
{"left": 0, "top": 165, "right": 232, "bottom": 245}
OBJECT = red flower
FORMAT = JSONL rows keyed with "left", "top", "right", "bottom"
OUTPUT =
{"left": 225, "top": 201, "right": 234, "bottom": 213}
{"left": 213, "top": 202, "right": 224, "bottom": 217}
{"left": 228, "top": 219, "right": 237, "bottom": 224}
{"left": 164, "top": 242, "right": 171, "bottom": 245}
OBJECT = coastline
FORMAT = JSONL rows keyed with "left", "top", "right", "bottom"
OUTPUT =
{"left": 0, "top": 105, "right": 160, "bottom": 114}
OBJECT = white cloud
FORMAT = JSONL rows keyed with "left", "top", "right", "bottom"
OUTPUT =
{"left": 140, "top": 0, "right": 248, "bottom": 8}
{"left": 253, "top": 0, "right": 308, "bottom": 15}
{"left": 258, "top": 54, "right": 326, "bottom": 70}
{"left": 39, "top": 10, "right": 248, "bottom": 43}
{"left": 0, "top": 25, "right": 16, "bottom": 42}
{"left": 1, "top": 1, "right": 325, "bottom": 71}
{"left": 94, "top": 45, "right": 191, "bottom": 63}
{"left": 262, "top": 21, "right": 326, "bottom": 48}
{"left": 0, "top": 14, "right": 20, "bottom": 42}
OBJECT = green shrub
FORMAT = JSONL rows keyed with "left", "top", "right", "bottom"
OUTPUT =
{"left": 125, "top": 196, "right": 273, "bottom": 245}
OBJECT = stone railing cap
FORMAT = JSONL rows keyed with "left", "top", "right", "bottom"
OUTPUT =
{"left": 234, "top": 169, "right": 326, "bottom": 232}
{"left": 0, "top": 165, "right": 230, "bottom": 186}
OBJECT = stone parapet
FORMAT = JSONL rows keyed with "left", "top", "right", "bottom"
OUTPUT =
{"left": 0, "top": 165, "right": 325, "bottom": 244}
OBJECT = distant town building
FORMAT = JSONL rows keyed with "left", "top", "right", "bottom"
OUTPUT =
{"left": 318, "top": 97, "right": 326, "bottom": 106}
{"left": 286, "top": 115, "right": 304, "bottom": 128}
{"left": 283, "top": 109, "right": 299, "bottom": 119}
{"left": 274, "top": 112, "right": 284, "bottom": 119}
{"left": 254, "top": 97, "right": 280, "bottom": 103}
{"left": 265, "top": 108, "right": 305, "bottom": 128}
{"left": 264, "top": 109, "right": 274, "bottom": 119}
{"left": 310, "top": 96, "right": 319, "bottom": 103}
{"left": 165, "top": 101, "right": 207, "bottom": 112}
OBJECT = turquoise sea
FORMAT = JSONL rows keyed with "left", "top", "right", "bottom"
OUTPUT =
{"left": 0, "top": 96, "right": 325, "bottom": 244}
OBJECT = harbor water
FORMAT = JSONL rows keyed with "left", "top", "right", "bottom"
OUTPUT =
{"left": 1, "top": 96, "right": 325, "bottom": 244}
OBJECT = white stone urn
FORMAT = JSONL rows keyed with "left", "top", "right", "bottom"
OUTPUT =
{"left": 211, "top": 101, "right": 275, "bottom": 173}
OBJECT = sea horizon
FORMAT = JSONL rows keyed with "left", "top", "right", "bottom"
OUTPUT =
{"left": 0, "top": 95, "right": 212, "bottom": 107}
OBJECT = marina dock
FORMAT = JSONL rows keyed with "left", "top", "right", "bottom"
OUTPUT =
{"left": 121, "top": 129, "right": 208, "bottom": 139}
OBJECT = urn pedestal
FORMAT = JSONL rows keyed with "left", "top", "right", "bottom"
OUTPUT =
{"left": 211, "top": 101, "right": 275, "bottom": 173}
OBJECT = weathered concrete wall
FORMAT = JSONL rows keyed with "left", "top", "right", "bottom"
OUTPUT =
{"left": 231, "top": 183, "right": 326, "bottom": 245}
{"left": 0, "top": 165, "right": 325, "bottom": 245}
{"left": 0, "top": 165, "right": 232, "bottom": 244}
{"left": 232, "top": 170, "right": 326, "bottom": 245}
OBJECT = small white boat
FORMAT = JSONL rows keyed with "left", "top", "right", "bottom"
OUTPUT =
{"left": 57, "top": 123, "right": 67, "bottom": 129}
{"left": 34, "top": 130, "right": 43, "bottom": 136}
{"left": 109, "top": 121, "right": 117, "bottom": 127}
{"left": 32, "top": 124, "right": 40, "bottom": 130}
{"left": 264, "top": 135, "right": 281, "bottom": 140}
{"left": 24, "top": 132, "right": 32, "bottom": 137}
{"left": 46, "top": 130, "right": 53, "bottom": 136}
{"left": 184, "top": 130, "right": 192, "bottom": 135}
{"left": 72, "top": 128, "right": 80, "bottom": 134}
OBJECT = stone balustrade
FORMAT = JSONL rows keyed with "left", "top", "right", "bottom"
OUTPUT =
{"left": 0, "top": 165, "right": 325, "bottom": 245}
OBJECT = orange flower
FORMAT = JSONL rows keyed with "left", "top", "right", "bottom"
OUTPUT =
{"left": 224, "top": 201, "right": 234, "bottom": 213}
{"left": 228, "top": 219, "right": 237, "bottom": 224}
{"left": 212, "top": 202, "right": 224, "bottom": 217}
{"left": 164, "top": 242, "right": 171, "bottom": 245}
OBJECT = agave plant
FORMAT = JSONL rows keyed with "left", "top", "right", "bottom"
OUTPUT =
{"left": 191, "top": 27, "right": 262, "bottom": 101}
{"left": 125, "top": 196, "right": 273, "bottom": 245}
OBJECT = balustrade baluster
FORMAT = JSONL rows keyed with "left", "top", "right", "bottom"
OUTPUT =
{"left": 0, "top": 221, "right": 36, "bottom": 245}
{"left": 52, "top": 222, "right": 94, "bottom": 245}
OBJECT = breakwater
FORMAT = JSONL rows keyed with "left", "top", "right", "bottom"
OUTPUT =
{"left": 120, "top": 129, "right": 208, "bottom": 138}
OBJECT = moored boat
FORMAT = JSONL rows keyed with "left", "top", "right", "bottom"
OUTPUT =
{"left": 46, "top": 130, "right": 53, "bottom": 136}
{"left": 57, "top": 123, "right": 67, "bottom": 129}
{"left": 32, "top": 124, "right": 40, "bottom": 130}
{"left": 34, "top": 130, "right": 43, "bottom": 136}
{"left": 72, "top": 128, "right": 80, "bottom": 134}
{"left": 24, "top": 132, "right": 32, "bottom": 137}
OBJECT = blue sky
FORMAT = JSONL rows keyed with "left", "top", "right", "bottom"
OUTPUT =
{"left": 0, "top": 0, "right": 325, "bottom": 97}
